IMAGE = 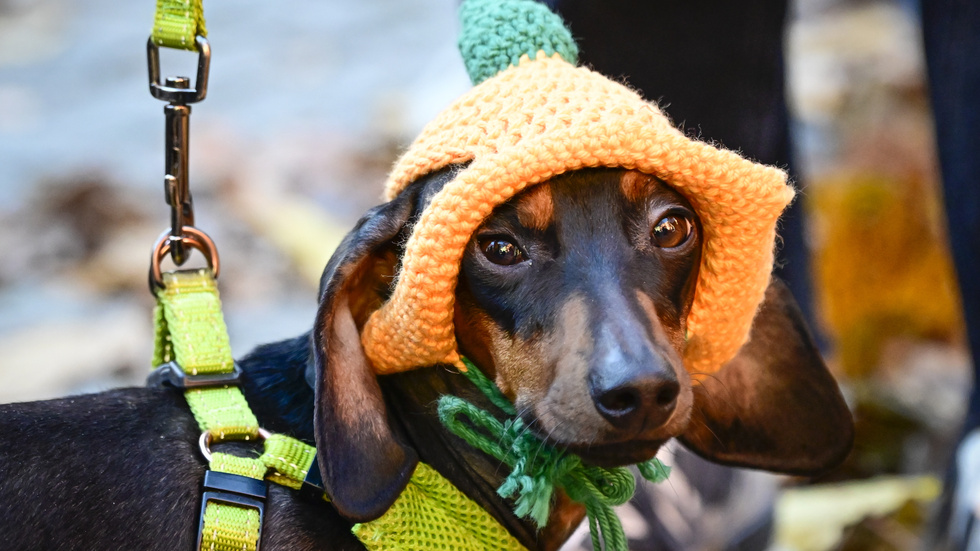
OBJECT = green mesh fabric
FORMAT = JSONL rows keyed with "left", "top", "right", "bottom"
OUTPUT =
{"left": 458, "top": 0, "right": 578, "bottom": 85}
{"left": 152, "top": 0, "right": 207, "bottom": 51}
{"left": 352, "top": 463, "right": 527, "bottom": 551}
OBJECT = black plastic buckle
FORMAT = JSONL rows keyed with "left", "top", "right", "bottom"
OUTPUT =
{"left": 197, "top": 471, "right": 267, "bottom": 551}
{"left": 147, "top": 361, "right": 242, "bottom": 389}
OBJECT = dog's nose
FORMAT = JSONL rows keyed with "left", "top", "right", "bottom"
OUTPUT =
{"left": 591, "top": 369, "right": 680, "bottom": 430}
{"left": 584, "top": 291, "right": 682, "bottom": 431}
{"left": 588, "top": 324, "right": 680, "bottom": 431}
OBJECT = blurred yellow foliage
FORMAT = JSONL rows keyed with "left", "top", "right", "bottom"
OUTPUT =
{"left": 809, "top": 174, "right": 963, "bottom": 378}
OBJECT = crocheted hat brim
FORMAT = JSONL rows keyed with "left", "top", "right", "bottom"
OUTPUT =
{"left": 361, "top": 54, "right": 794, "bottom": 377}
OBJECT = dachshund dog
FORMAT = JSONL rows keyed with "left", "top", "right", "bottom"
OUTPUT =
{"left": 0, "top": 167, "right": 853, "bottom": 550}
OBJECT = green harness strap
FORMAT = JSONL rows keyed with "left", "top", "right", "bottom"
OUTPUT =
{"left": 154, "top": 271, "right": 256, "bottom": 439}
{"left": 153, "top": 269, "right": 316, "bottom": 551}
{"left": 153, "top": 269, "right": 529, "bottom": 551}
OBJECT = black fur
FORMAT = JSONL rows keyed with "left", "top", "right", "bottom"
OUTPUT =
{"left": 240, "top": 333, "right": 317, "bottom": 442}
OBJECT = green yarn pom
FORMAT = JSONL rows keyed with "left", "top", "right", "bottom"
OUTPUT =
{"left": 458, "top": 0, "right": 580, "bottom": 85}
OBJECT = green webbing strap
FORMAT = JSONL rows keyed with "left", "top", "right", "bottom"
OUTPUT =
{"left": 154, "top": 270, "right": 232, "bottom": 376}
{"left": 151, "top": 0, "right": 207, "bottom": 51}
{"left": 261, "top": 434, "right": 318, "bottom": 491}
{"left": 155, "top": 269, "right": 260, "bottom": 551}
{"left": 154, "top": 270, "right": 258, "bottom": 440}
{"left": 204, "top": 453, "right": 265, "bottom": 551}
{"left": 201, "top": 444, "right": 317, "bottom": 551}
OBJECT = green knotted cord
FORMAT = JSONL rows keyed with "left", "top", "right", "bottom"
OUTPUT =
{"left": 438, "top": 357, "right": 671, "bottom": 551}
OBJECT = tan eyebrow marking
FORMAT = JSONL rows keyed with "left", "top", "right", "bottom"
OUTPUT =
{"left": 620, "top": 170, "right": 667, "bottom": 203}
{"left": 515, "top": 184, "right": 554, "bottom": 231}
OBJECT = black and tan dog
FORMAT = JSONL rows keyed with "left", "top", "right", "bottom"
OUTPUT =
{"left": 0, "top": 166, "right": 852, "bottom": 550}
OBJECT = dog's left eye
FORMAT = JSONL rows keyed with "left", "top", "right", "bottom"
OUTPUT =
{"left": 479, "top": 237, "right": 527, "bottom": 266}
{"left": 652, "top": 214, "right": 693, "bottom": 248}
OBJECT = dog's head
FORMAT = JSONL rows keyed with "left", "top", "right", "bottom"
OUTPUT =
{"left": 310, "top": 0, "right": 850, "bottom": 526}
{"left": 310, "top": 166, "right": 853, "bottom": 523}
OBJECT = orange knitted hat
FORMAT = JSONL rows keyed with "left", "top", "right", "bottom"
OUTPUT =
{"left": 360, "top": 0, "right": 794, "bottom": 376}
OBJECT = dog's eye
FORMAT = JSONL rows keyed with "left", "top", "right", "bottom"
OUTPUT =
{"left": 652, "top": 214, "right": 693, "bottom": 248}
{"left": 479, "top": 237, "right": 527, "bottom": 266}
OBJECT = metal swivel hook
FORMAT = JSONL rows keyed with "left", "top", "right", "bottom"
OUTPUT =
{"left": 147, "top": 35, "right": 211, "bottom": 268}
{"left": 162, "top": 78, "right": 194, "bottom": 265}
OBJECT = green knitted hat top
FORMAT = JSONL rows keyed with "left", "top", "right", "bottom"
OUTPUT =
{"left": 458, "top": 0, "right": 579, "bottom": 85}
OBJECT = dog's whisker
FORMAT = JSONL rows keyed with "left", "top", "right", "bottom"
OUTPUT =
{"left": 690, "top": 372, "right": 743, "bottom": 416}
{"left": 688, "top": 402, "right": 725, "bottom": 446}
{"left": 533, "top": 419, "right": 566, "bottom": 465}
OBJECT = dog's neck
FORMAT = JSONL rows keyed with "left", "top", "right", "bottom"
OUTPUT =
{"left": 238, "top": 334, "right": 581, "bottom": 551}
{"left": 379, "top": 367, "right": 543, "bottom": 547}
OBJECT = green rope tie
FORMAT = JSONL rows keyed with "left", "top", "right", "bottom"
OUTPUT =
{"left": 438, "top": 358, "right": 670, "bottom": 551}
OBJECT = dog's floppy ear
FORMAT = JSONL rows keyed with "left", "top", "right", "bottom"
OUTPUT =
{"left": 679, "top": 277, "right": 854, "bottom": 476}
{"left": 312, "top": 168, "right": 456, "bottom": 522}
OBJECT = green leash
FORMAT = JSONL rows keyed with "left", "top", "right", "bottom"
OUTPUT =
{"left": 439, "top": 358, "right": 670, "bottom": 551}
{"left": 151, "top": 0, "right": 207, "bottom": 50}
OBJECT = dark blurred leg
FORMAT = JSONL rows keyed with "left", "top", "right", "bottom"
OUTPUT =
{"left": 922, "top": 0, "right": 980, "bottom": 435}
{"left": 552, "top": 0, "right": 818, "bottom": 335}
{"left": 921, "top": 0, "right": 980, "bottom": 548}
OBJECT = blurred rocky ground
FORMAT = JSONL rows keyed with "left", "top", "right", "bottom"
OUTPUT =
{"left": 0, "top": 0, "right": 971, "bottom": 549}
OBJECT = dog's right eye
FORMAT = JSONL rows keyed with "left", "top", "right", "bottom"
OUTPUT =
{"left": 479, "top": 237, "right": 527, "bottom": 266}
{"left": 652, "top": 213, "right": 694, "bottom": 249}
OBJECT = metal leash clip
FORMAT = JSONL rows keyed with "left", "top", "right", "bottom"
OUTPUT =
{"left": 147, "top": 34, "right": 217, "bottom": 286}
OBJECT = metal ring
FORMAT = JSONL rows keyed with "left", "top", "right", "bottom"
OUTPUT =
{"left": 149, "top": 226, "right": 220, "bottom": 289}
{"left": 198, "top": 428, "right": 272, "bottom": 463}
{"left": 147, "top": 35, "right": 211, "bottom": 104}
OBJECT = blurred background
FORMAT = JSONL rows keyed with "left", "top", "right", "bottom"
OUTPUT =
{"left": 0, "top": 0, "right": 971, "bottom": 549}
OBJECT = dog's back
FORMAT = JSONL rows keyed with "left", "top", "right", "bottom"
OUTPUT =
{"left": 0, "top": 344, "right": 365, "bottom": 550}
{"left": 0, "top": 389, "right": 204, "bottom": 549}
